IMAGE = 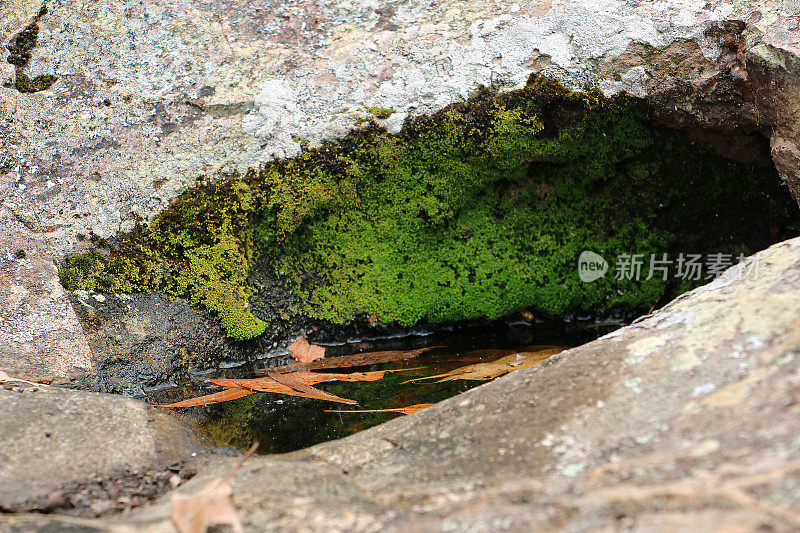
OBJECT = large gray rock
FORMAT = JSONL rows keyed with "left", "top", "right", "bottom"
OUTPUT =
{"left": 0, "top": 384, "right": 203, "bottom": 508}
{"left": 2, "top": 0, "right": 800, "bottom": 379}
{"left": 17, "top": 235, "right": 787, "bottom": 531}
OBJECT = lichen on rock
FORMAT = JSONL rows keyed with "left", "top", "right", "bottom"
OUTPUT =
{"left": 58, "top": 77, "right": 799, "bottom": 340}
{"left": 4, "top": 5, "right": 57, "bottom": 93}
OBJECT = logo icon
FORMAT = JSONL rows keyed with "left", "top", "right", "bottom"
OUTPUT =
{"left": 578, "top": 251, "right": 608, "bottom": 282}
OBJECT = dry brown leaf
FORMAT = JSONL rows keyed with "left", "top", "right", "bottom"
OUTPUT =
{"left": 170, "top": 443, "right": 258, "bottom": 533}
{"left": 210, "top": 370, "right": 386, "bottom": 389}
{"left": 325, "top": 403, "right": 434, "bottom": 415}
{"left": 161, "top": 388, "right": 255, "bottom": 408}
{"left": 171, "top": 477, "right": 241, "bottom": 533}
{"left": 163, "top": 370, "right": 389, "bottom": 407}
{"left": 208, "top": 376, "right": 302, "bottom": 392}
{"left": 265, "top": 371, "right": 357, "bottom": 404}
{"left": 288, "top": 337, "right": 325, "bottom": 363}
{"left": 258, "top": 346, "right": 444, "bottom": 374}
{"left": 404, "top": 347, "right": 564, "bottom": 383}
{"left": 301, "top": 370, "right": 387, "bottom": 384}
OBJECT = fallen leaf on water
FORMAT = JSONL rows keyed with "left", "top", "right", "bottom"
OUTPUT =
{"left": 210, "top": 370, "right": 386, "bottom": 389}
{"left": 325, "top": 403, "right": 434, "bottom": 415}
{"left": 258, "top": 346, "right": 444, "bottom": 374}
{"left": 288, "top": 337, "right": 325, "bottom": 363}
{"left": 403, "top": 347, "right": 564, "bottom": 383}
{"left": 161, "top": 387, "right": 255, "bottom": 408}
{"left": 265, "top": 371, "right": 356, "bottom": 404}
{"left": 161, "top": 370, "right": 392, "bottom": 408}
{"left": 171, "top": 442, "right": 258, "bottom": 533}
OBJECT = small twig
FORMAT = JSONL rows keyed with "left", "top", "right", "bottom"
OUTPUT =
{"left": 222, "top": 442, "right": 259, "bottom": 481}
{"left": 0, "top": 370, "right": 44, "bottom": 387}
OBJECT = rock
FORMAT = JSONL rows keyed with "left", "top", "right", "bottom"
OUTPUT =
{"left": 0, "top": 383, "right": 203, "bottom": 508}
{"left": 69, "top": 291, "right": 249, "bottom": 394}
{"left": 22, "top": 235, "right": 788, "bottom": 531}
{"left": 0, "top": 62, "right": 15, "bottom": 87}
{"left": 1, "top": 0, "right": 799, "bottom": 379}
{"left": 0, "top": 0, "right": 42, "bottom": 48}
{"left": 0, "top": 220, "right": 93, "bottom": 380}
{"left": 0, "top": 1, "right": 799, "bottom": 528}
{"left": 0, "top": 0, "right": 798, "bottom": 258}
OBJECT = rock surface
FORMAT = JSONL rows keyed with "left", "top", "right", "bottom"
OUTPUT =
{"left": 2, "top": 235, "right": 792, "bottom": 531}
{"left": 1, "top": 3, "right": 800, "bottom": 527}
{"left": 2, "top": 0, "right": 800, "bottom": 380}
{"left": 0, "top": 383, "right": 203, "bottom": 509}
{"left": 0, "top": 222, "right": 92, "bottom": 380}
{"left": 69, "top": 291, "right": 247, "bottom": 395}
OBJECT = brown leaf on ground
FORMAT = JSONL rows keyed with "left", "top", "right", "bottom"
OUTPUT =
{"left": 288, "top": 337, "right": 326, "bottom": 363}
{"left": 170, "top": 443, "right": 258, "bottom": 533}
{"left": 258, "top": 346, "right": 444, "bottom": 374}
{"left": 325, "top": 403, "right": 434, "bottom": 415}
{"left": 404, "top": 347, "right": 564, "bottom": 383}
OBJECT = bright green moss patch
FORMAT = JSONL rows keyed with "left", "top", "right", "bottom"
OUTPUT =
{"left": 368, "top": 106, "right": 395, "bottom": 119}
{"left": 60, "top": 78, "right": 799, "bottom": 338}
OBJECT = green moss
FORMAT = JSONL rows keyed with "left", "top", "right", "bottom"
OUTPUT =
{"left": 368, "top": 106, "right": 395, "bottom": 119}
{"left": 175, "top": 237, "right": 265, "bottom": 340}
{"left": 59, "top": 77, "right": 799, "bottom": 338}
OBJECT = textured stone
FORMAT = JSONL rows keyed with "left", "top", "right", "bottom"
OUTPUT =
{"left": 70, "top": 292, "right": 247, "bottom": 395}
{"left": 16, "top": 235, "right": 790, "bottom": 531}
{"left": 0, "top": 0, "right": 42, "bottom": 48}
{"left": 0, "top": 218, "right": 92, "bottom": 379}
{"left": 0, "top": 384, "right": 202, "bottom": 507}
{"left": 0, "top": 0, "right": 797, "bottom": 262}
{"left": 1, "top": 0, "right": 799, "bottom": 379}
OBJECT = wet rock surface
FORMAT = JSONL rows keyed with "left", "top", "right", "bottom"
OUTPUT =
{"left": 69, "top": 291, "right": 249, "bottom": 395}
{"left": 4, "top": 236, "right": 794, "bottom": 532}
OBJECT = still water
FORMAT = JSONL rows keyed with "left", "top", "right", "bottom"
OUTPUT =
{"left": 148, "top": 320, "right": 620, "bottom": 454}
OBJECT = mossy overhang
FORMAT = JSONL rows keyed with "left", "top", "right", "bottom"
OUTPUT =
{"left": 58, "top": 77, "right": 800, "bottom": 340}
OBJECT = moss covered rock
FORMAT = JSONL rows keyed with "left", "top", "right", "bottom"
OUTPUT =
{"left": 59, "top": 78, "right": 799, "bottom": 339}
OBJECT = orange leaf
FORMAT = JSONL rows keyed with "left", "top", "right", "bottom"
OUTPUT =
{"left": 325, "top": 403, "right": 434, "bottom": 415}
{"left": 166, "top": 369, "right": 390, "bottom": 408}
{"left": 211, "top": 370, "right": 386, "bottom": 388}
{"left": 288, "top": 337, "right": 325, "bottom": 363}
{"left": 301, "top": 370, "right": 387, "bottom": 384}
{"left": 403, "top": 347, "right": 564, "bottom": 383}
{"left": 209, "top": 374, "right": 358, "bottom": 405}
{"left": 266, "top": 371, "right": 357, "bottom": 404}
{"left": 161, "top": 388, "right": 254, "bottom": 408}
{"left": 208, "top": 377, "right": 296, "bottom": 392}
{"left": 259, "top": 346, "right": 444, "bottom": 374}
